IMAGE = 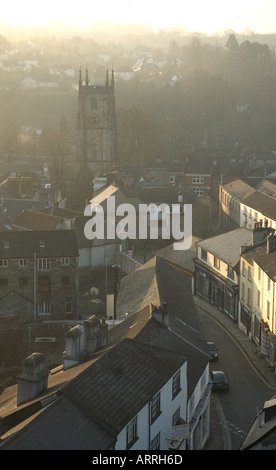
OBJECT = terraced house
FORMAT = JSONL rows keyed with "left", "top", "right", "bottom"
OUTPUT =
{"left": 0, "top": 230, "right": 79, "bottom": 322}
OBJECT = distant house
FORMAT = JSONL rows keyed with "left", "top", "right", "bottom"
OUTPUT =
{"left": 0, "top": 256, "right": 211, "bottom": 450}
{"left": 12, "top": 209, "right": 70, "bottom": 231}
{"left": 219, "top": 179, "right": 256, "bottom": 230}
{"left": 194, "top": 227, "right": 253, "bottom": 321}
{"left": 116, "top": 256, "right": 211, "bottom": 450}
{"left": 114, "top": 66, "right": 135, "bottom": 81}
{"left": 0, "top": 230, "right": 79, "bottom": 322}
{"left": 239, "top": 230, "right": 276, "bottom": 360}
{"left": 241, "top": 191, "right": 276, "bottom": 230}
{"left": 20, "top": 76, "right": 37, "bottom": 90}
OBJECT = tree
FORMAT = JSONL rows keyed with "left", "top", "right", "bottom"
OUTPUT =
{"left": 225, "top": 33, "right": 239, "bottom": 52}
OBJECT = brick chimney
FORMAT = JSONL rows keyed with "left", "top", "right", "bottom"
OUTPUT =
{"left": 17, "top": 353, "right": 49, "bottom": 406}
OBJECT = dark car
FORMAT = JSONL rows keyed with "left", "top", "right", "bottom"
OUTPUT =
{"left": 207, "top": 341, "right": 218, "bottom": 361}
{"left": 211, "top": 370, "right": 229, "bottom": 391}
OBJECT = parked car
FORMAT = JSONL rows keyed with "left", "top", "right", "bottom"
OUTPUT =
{"left": 207, "top": 341, "right": 218, "bottom": 361}
{"left": 211, "top": 370, "right": 229, "bottom": 391}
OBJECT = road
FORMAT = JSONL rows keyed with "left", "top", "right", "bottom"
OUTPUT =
{"left": 198, "top": 308, "right": 274, "bottom": 450}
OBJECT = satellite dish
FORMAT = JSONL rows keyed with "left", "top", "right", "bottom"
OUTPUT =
{"left": 90, "top": 287, "right": 99, "bottom": 296}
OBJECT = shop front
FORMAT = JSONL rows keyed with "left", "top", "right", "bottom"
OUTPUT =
{"left": 194, "top": 262, "right": 238, "bottom": 321}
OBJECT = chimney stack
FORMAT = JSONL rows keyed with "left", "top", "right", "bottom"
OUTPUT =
{"left": 17, "top": 353, "right": 49, "bottom": 406}
{"left": 267, "top": 233, "right": 276, "bottom": 254}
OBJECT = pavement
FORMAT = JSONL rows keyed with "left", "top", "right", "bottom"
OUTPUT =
{"left": 193, "top": 295, "right": 276, "bottom": 391}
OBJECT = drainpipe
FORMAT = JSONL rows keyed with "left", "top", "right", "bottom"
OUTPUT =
{"left": 34, "top": 252, "right": 37, "bottom": 323}
{"left": 148, "top": 401, "right": 151, "bottom": 450}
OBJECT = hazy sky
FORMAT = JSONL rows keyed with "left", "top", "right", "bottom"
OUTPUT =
{"left": 0, "top": 0, "right": 276, "bottom": 34}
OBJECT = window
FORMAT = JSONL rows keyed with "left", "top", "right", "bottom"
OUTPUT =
{"left": 126, "top": 415, "right": 138, "bottom": 449}
{"left": 150, "top": 391, "right": 161, "bottom": 424}
{"left": 192, "top": 175, "right": 204, "bottom": 184}
{"left": 4, "top": 241, "right": 9, "bottom": 249}
{"left": 193, "top": 187, "right": 204, "bottom": 197}
{"left": 242, "top": 261, "right": 245, "bottom": 276}
{"left": 268, "top": 278, "right": 271, "bottom": 291}
{"left": 38, "top": 258, "right": 51, "bottom": 271}
{"left": 228, "top": 265, "right": 234, "bottom": 280}
{"left": 172, "top": 370, "right": 181, "bottom": 399}
{"left": 214, "top": 256, "right": 220, "bottom": 270}
{"left": 267, "top": 301, "right": 270, "bottom": 320}
{"left": 248, "top": 266, "right": 252, "bottom": 281}
{"left": 169, "top": 175, "right": 175, "bottom": 184}
{"left": 201, "top": 249, "right": 207, "bottom": 262}
{"left": 0, "top": 259, "right": 8, "bottom": 268}
{"left": 189, "top": 394, "right": 195, "bottom": 417}
{"left": 39, "top": 239, "right": 45, "bottom": 248}
{"left": 0, "top": 278, "right": 8, "bottom": 286}
{"left": 150, "top": 432, "right": 160, "bottom": 450}
{"left": 66, "top": 296, "right": 72, "bottom": 314}
{"left": 172, "top": 407, "right": 180, "bottom": 426}
{"left": 61, "top": 257, "right": 69, "bottom": 266}
{"left": 257, "top": 290, "right": 260, "bottom": 307}
{"left": 258, "top": 267, "right": 261, "bottom": 281}
{"left": 247, "top": 288, "right": 251, "bottom": 306}
{"left": 19, "top": 277, "right": 28, "bottom": 286}
{"left": 38, "top": 301, "right": 51, "bottom": 315}
{"left": 241, "top": 282, "right": 245, "bottom": 301}
{"left": 18, "top": 259, "right": 27, "bottom": 267}
{"left": 38, "top": 276, "right": 50, "bottom": 293}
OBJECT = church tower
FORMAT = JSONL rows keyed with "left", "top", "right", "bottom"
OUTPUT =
{"left": 76, "top": 67, "right": 117, "bottom": 174}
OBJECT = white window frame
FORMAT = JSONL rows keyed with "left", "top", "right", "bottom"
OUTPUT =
{"left": 126, "top": 415, "right": 138, "bottom": 448}
{"left": 0, "top": 259, "right": 8, "bottom": 268}
{"left": 38, "top": 301, "right": 51, "bottom": 315}
{"left": 193, "top": 187, "right": 204, "bottom": 197}
{"left": 61, "top": 257, "right": 70, "bottom": 266}
{"left": 150, "top": 391, "right": 161, "bottom": 423}
{"left": 192, "top": 175, "right": 204, "bottom": 184}
{"left": 18, "top": 258, "right": 27, "bottom": 267}
{"left": 172, "top": 369, "right": 181, "bottom": 399}
{"left": 38, "top": 258, "right": 51, "bottom": 271}
{"left": 172, "top": 406, "right": 180, "bottom": 426}
{"left": 150, "top": 432, "right": 160, "bottom": 450}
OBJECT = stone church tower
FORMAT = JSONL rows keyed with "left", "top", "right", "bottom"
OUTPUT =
{"left": 76, "top": 67, "right": 117, "bottom": 173}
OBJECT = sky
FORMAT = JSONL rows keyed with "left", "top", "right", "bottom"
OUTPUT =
{"left": 0, "top": 0, "right": 276, "bottom": 35}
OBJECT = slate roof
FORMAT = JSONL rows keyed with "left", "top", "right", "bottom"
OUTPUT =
{"left": 155, "top": 235, "right": 201, "bottom": 274}
{"left": 242, "top": 243, "right": 276, "bottom": 280}
{"left": 242, "top": 191, "right": 276, "bottom": 220}
{"left": 0, "top": 230, "right": 79, "bottom": 258}
{"left": 62, "top": 338, "right": 187, "bottom": 435}
{"left": 240, "top": 396, "right": 276, "bottom": 450}
{"left": 222, "top": 179, "right": 256, "bottom": 200}
{"left": 116, "top": 256, "right": 160, "bottom": 319}
{"left": 197, "top": 227, "right": 253, "bottom": 267}
{"left": 0, "top": 338, "right": 187, "bottom": 449}
{"left": 13, "top": 209, "right": 64, "bottom": 230}
{"left": 39, "top": 207, "right": 82, "bottom": 218}
{"left": 0, "top": 198, "right": 44, "bottom": 222}
{"left": 116, "top": 256, "right": 210, "bottom": 397}
{"left": 253, "top": 179, "right": 276, "bottom": 198}
{"left": 0, "top": 395, "right": 115, "bottom": 450}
